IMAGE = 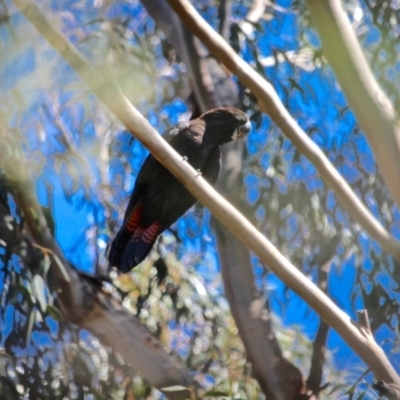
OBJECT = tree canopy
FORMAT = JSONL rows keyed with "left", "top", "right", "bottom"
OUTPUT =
{"left": 1, "top": 1, "right": 400, "bottom": 399}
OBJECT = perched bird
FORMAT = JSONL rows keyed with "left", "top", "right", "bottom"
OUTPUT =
{"left": 109, "top": 107, "right": 251, "bottom": 273}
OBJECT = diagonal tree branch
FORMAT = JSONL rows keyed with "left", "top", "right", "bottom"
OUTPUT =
{"left": 305, "top": 0, "right": 400, "bottom": 213}
{"left": 140, "top": 3, "right": 299, "bottom": 398}
{"left": 11, "top": 0, "right": 400, "bottom": 388}
{"left": 217, "top": 0, "right": 232, "bottom": 40}
{"left": 166, "top": 0, "right": 400, "bottom": 262}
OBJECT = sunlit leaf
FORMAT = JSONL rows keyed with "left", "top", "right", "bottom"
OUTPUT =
{"left": 32, "top": 274, "right": 47, "bottom": 312}
{"left": 25, "top": 309, "right": 35, "bottom": 346}
{"left": 46, "top": 305, "right": 64, "bottom": 322}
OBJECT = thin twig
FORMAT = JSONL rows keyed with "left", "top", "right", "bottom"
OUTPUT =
{"left": 357, "top": 309, "right": 371, "bottom": 332}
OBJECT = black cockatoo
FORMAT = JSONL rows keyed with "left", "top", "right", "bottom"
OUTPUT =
{"left": 109, "top": 107, "right": 251, "bottom": 273}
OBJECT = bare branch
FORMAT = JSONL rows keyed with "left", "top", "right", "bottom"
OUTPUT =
{"left": 307, "top": 321, "right": 329, "bottom": 397}
{"left": 166, "top": 0, "right": 400, "bottom": 262}
{"left": 141, "top": 0, "right": 216, "bottom": 112}
{"left": 216, "top": 226, "right": 301, "bottom": 400}
{"left": 127, "top": 2, "right": 305, "bottom": 398}
{"left": 239, "top": 0, "right": 266, "bottom": 37}
{"left": 305, "top": 0, "right": 400, "bottom": 212}
{"left": 217, "top": 0, "right": 232, "bottom": 40}
{"left": 307, "top": 258, "right": 331, "bottom": 397}
{"left": 80, "top": 291, "right": 196, "bottom": 399}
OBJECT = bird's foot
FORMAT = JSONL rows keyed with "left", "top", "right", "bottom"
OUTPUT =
{"left": 182, "top": 156, "right": 188, "bottom": 162}
{"left": 195, "top": 169, "right": 202, "bottom": 178}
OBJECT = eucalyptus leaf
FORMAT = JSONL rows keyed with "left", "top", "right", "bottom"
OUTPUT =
{"left": 161, "top": 385, "right": 189, "bottom": 392}
{"left": 203, "top": 390, "right": 230, "bottom": 397}
{"left": 46, "top": 305, "right": 64, "bottom": 322}
{"left": 25, "top": 309, "right": 35, "bottom": 346}
{"left": 32, "top": 274, "right": 47, "bottom": 312}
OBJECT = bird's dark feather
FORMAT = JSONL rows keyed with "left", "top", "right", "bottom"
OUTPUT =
{"left": 109, "top": 108, "right": 250, "bottom": 272}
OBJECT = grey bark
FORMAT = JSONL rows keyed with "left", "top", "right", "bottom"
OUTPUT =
{"left": 141, "top": 1, "right": 303, "bottom": 399}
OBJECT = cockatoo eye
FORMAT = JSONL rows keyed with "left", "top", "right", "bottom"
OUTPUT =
{"left": 238, "top": 120, "right": 251, "bottom": 137}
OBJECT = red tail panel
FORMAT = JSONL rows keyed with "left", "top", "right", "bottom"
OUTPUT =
{"left": 142, "top": 222, "right": 161, "bottom": 244}
{"left": 131, "top": 221, "right": 161, "bottom": 244}
{"left": 126, "top": 204, "right": 143, "bottom": 232}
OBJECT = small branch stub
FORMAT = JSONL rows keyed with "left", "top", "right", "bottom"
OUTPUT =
{"left": 357, "top": 309, "right": 371, "bottom": 332}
